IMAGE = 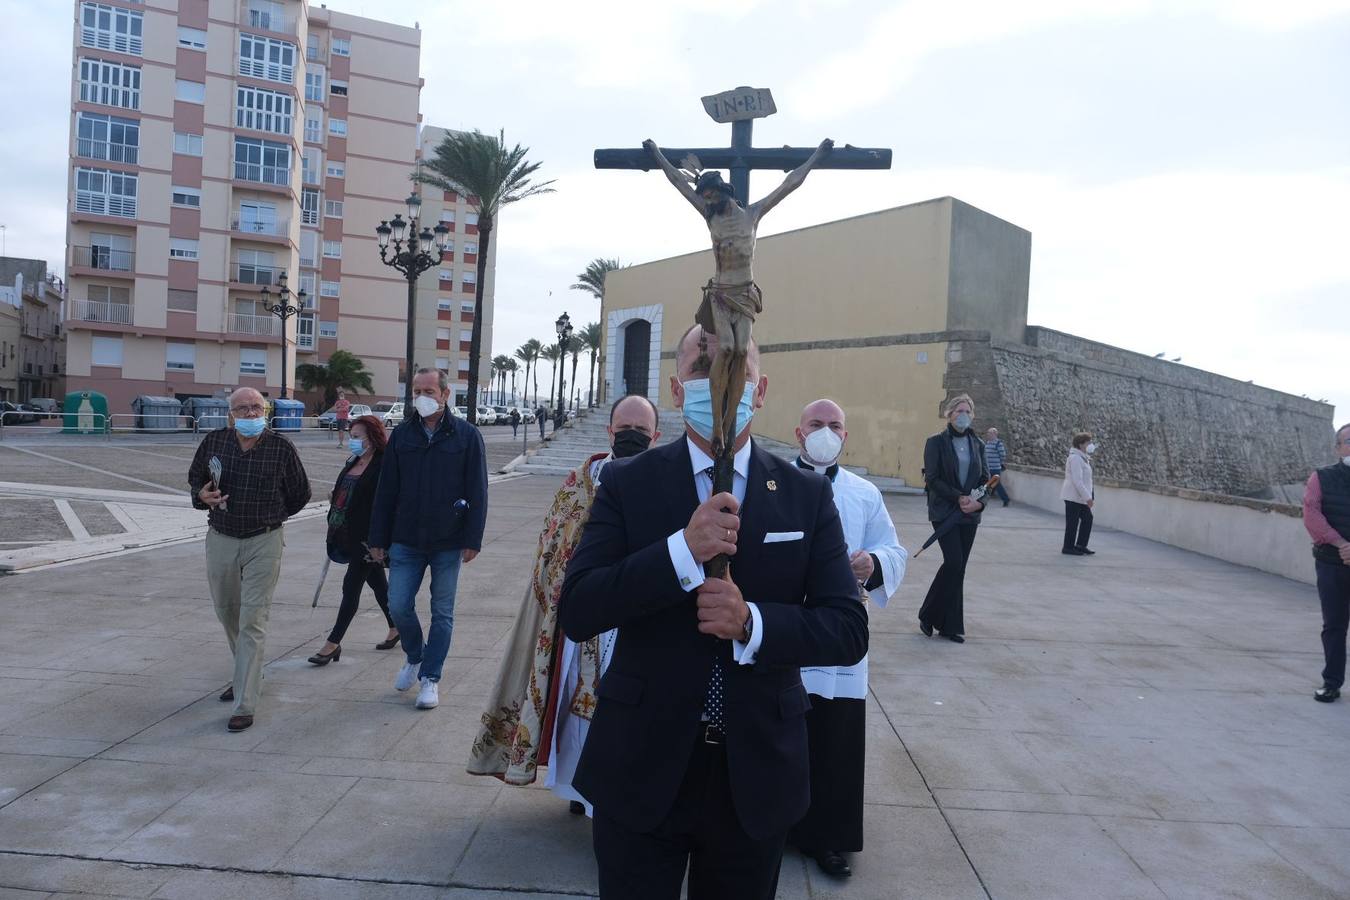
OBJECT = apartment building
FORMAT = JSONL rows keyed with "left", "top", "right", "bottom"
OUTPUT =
{"left": 0, "top": 258, "right": 67, "bottom": 403}
{"left": 63, "top": 0, "right": 492, "bottom": 413}
{"left": 413, "top": 125, "right": 496, "bottom": 407}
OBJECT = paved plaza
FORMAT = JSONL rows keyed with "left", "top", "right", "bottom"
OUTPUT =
{"left": 1, "top": 468, "right": 1348, "bottom": 898}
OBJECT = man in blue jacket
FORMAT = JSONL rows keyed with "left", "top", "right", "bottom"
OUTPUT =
{"left": 369, "top": 368, "right": 488, "bottom": 710}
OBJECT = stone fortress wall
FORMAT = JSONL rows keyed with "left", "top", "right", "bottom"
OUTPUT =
{"left": 949, "top": 327, "right": 1335, "bottom": 498}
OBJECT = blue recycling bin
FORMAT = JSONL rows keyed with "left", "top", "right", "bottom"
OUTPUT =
{"left": 271, "top": 398, "right": 304, "bottom": 432}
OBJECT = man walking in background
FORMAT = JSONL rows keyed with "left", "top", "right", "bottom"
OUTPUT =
{"left": 1304, "top": 424, "right": 1350, "bottom": 703}
{"left": 333, "top": 389, "right": 351, "bottom": 448}
{"left": 188, "top": 387, "right": 311, "bottom": 732}
{"left": 369, "top": 368, "right": 488, "bottom": 711}
{"left": 984, "top": 426, "right": 1011, "bottom": 506}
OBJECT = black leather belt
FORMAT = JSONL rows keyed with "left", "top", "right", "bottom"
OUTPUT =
{"left": 224, "top": 523, "right": 282, "bottom": 539}
{"left": 700, "top": 723, "right": 725, "bottom": 745}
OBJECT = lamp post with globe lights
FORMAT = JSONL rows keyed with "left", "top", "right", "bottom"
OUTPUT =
{"left": 259, "top": 271, "right": 307, "bottom": 417}
{"left": 376, "top": 193, "right": 451, "bottom": 410}
{"left": 552, "top": 311, "right": 572, "bottom": 433}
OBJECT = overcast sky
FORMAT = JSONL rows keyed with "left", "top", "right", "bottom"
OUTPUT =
{"left": 2, "top": 0, "right": 1345, "bottom": 422}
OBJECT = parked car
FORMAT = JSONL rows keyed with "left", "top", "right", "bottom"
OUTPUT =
{"left": 0, "top": 401, "right": 36, "bottom": 425}
{"left": 316, "top": 403, "right": 372, "bottom": 429}
{"left": 476, "top": 406, "right": 497, "bottom": 425}
{"left": 373, "top": 401, "right": 404, "bottom": 428}
{"left": 493, "top": 406, "right": 517, "bottom": 424}
{"left": 452, "top": 406, "right": 468, "bottom": 419}
{"left": 27, "top": 398, "right": 61, "bottom": 414}
{"left": 511, "top": 406, "right": 536, "bottom": 424}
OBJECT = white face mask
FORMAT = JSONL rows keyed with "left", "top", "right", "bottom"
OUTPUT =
{"left": 1342, "top": 456, "right": 1350, "bottom": 467}
{"left": 1086, "top": 443, "right": 1098, "bottom": 455}
{"left": 413, "top": 395, "right": 441, "bottom": 418}
{"left": 803, "top": 426, "right": 844, "bottom": 465}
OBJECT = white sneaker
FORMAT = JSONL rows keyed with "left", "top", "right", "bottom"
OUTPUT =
{"left": 415, "top": 677, "right": 439, "bottom": 709}
{"left": 395, "top": 662, "right": 418, "bottom": 692}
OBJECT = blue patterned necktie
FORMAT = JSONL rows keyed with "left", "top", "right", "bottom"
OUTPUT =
{"left": 699, "top": 465, "right": 727, "bottom": 731}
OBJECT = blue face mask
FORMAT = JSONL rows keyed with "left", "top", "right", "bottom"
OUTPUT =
{"left": 348, "top": 437, "right": 365, "bottom": 456}
{"left": 680, "top": 378, "right": 756, "bottom": 443}
{"left": 234, "top": 416, "right": 265, "bottom": 437}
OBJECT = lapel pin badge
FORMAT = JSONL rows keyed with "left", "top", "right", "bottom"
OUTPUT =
{"left": 766, "top": 480, "right": 777, "bottom": 492}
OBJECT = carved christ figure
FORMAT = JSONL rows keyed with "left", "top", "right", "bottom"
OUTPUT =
{"left": 642, "top": 137, "right": 833, "bottom": 446}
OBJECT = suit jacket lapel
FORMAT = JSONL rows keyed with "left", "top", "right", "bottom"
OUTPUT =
{"left": 663, "top": 438, "right": 701, "bottom": 531}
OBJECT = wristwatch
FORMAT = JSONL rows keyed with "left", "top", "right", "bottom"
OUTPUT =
{"left": 741, "top": 610, "right": 754, "bottom": 643}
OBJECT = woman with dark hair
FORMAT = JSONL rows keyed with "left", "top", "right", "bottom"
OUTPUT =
{"left": 918, "top": 393, "right": 989, "bottom": 643}
{"left": 309, "top": 414, "right": 399, "bottom": 664}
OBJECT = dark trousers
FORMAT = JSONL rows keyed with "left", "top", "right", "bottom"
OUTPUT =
{"left": 919, "top": 522, "right": 978, "bottom": 636}
{"left": 1317, "top": 560, "right": 1350, "bottom": 689}
{"left": 593, "top": 740, "right": 786, "bottom": 900}
{"left": 789, "top": 696, "right": 866, "bottom": 854}
{"left": 1064, "top": 501, "right": 1093, "bottom": 550}
{"left": 990, "top": 474, "right": 1010, "bottom": 504}
{"left": 538, "top": 418, "right": 545, "bottom": 438}
{"left": 326, "top": 559, "right": 394, "bottom": 644}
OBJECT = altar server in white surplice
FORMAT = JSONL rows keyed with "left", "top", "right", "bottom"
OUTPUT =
{"left": 789, "top": 398, "right": 907, "bottom": 879}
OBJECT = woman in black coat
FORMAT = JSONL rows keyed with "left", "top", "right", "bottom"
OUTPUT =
{"left": 308, "top": 415, "right": 399, "bottom": 664}
{"left": 918, "top": 394, "right": 989, "bottom": 643}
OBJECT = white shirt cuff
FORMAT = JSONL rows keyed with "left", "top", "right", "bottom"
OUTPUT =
{"left": 731, "top": 602, "right": 763, "bottom": 665}
{"left": 667, "top": 530, "right": 705, "bottom": 592}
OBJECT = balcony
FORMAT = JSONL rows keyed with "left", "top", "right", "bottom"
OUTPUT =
{"left": 230, "top": 262, "right": 282, "bottom": 286}
{"left": 231, "top": 216, "right": 290, "bottom": 238}
{"left": 228, "top": 313, "right": 278, "bottom": 336}
{"left": 241, "top": 7, "right": 296, "bottom": 35}
{"left": 76, "top": 138, "right": 139, "bottom": 165}
{"left": 71, "top": 245, "right": 135, "bottom": 272}
{"left": 297, "top": 331, "right": 315, "bottom": 351}
{"left": 233, "top": 162, "right": 290, "bottom": 188}
{"left": 69, "top": 299, "right": 132, "bottom": 325}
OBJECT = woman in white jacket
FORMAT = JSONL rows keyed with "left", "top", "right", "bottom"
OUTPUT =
{"left": 1061, "top": 432, "right": 1097, "bottom": 555}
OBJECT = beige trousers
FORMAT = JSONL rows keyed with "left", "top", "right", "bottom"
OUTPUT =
{"left": 205, "top": 527, "right": 284, "bottom": 716}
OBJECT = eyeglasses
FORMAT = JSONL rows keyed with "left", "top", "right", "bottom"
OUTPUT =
{"left": 231, "top": 404, "right": 265, "bottom": 415}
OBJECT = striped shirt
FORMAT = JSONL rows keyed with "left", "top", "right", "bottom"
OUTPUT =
{"left": 984, "top": 438, "right": 1007, "bottom": 473}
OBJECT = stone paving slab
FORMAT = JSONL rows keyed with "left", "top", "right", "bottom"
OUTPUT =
{"left": 1, "top": 475, "right": 1348, "bottom": 898}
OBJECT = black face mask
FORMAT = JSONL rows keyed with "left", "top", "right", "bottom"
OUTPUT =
{"left": 611, "top": 428, "right": 652, "bottom": 459}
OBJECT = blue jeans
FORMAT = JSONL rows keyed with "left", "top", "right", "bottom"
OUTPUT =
{"left": 388, "top": 543, "right": 463, "bottom": 682}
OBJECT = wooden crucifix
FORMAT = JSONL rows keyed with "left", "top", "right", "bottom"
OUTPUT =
{"left": 595, "top": 86, "right": 891, "bottom": 577}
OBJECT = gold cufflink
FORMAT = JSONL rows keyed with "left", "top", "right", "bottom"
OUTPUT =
{"left": 766, "top": 480, "right": 777, "bottom": 491}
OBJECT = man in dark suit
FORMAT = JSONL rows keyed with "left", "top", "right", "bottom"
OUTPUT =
{"left": 559, "top": 325, "right": 868, "bottom": 899}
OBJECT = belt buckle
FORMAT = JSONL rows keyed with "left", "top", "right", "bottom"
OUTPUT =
{"left": 702, "top": 724, "right": 724, "bottom": 745}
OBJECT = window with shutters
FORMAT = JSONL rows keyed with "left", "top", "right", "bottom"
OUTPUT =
{"left": 74, "top": 167, "right": 137, "bottom": 217}
{"left": 166, "top": 342, "right": 195, "bottom": 371}
{"left": 238, "top": 33, "right": 295, "bottom": 84}
{"left": 173, "top": 132, "right": 203, "bottom": 156}
{"left": 236, "top": 86, "right": 293, "bottom": 135}
{"left": 81, "top": 3, "right": 143, "bottom": 55}
{"left": 301, "top": 188, "right": 319, "bottom": 225}
{"left": 234, "top": 137, "right": 290, "bottom": 185}
{"left": 76, "top": 113, "right": 139, "bottom": 164}
{"left": 167, "top": 289, "right": 197, "bottom": 311}
{"left": 78, "top": 58, "right": 140, "bottom": 110}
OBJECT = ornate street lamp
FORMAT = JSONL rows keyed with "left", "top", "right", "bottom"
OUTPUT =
{"left": 260, "top": 270, "right": 307, "bottom": 413}
{"left": 376, "top": 193, "right": 451, "bottom": 409}
{"left": 553, "top": 311, "right": 572, "bottom": 431}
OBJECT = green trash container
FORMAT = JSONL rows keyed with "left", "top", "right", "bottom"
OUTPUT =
{"left": 62, "top": 390, "right": 108, "bottom": 434}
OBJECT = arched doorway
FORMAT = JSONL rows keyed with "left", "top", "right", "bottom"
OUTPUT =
{"left": 621, "top": 320, "right": 651, "bottom": 398}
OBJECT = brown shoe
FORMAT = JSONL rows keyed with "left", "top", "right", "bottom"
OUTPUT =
{"left": 227, "top": 715, "right": 254, "bottom": 732}
{"left": 219, "top": 686, "right": 234, "bottom": 702}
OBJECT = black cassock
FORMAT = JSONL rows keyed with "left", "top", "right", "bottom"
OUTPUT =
{"left": 788, "top": 696, "right": 867, "bottom": 853}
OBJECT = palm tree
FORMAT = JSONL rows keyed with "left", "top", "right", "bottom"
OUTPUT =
{"left": 568, "top": 338, "right": 582, "bottom": 413}
{"left": 510, "top": 340, "right": 531, "bottom": 407}
{"left": 505, "top": 358, "right": 519, "bottom": 404}
{"left": 520, "top": 338, "right": 542, "bottom": 405}
{"left": 579, "top": 321, "right": 602, "bottom": 408}
{"left": 571, "top": 259, "right": 626, "bottom": 406}
{"left": 540, "top": 342, "right": 560, "bottom": 411}
{"left": 417, "top": 129, "right": 554, "bottom": 424}
{"left": 295, "top": 350, "right": 374, "bottom": 411}
{"left": 491, "top": 354, "right": 510, "bottom": 404}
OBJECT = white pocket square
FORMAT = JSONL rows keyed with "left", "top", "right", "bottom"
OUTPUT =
{"left": 764, "top": 531, "right": 804, "bottom": 543}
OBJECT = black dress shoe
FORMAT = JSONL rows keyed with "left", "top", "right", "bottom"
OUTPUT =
{"left": 940, "top": 633, "right": 965, "bottom": 643}
{"left": 307, "top": 645, "right": 342, "bottom": 666}
{"left": 227, "top": 714, "right": 254, "bottom": 731}
{"left": 1062, "top": 547, "right": 1085, "bottom": 555}
{"left": 375, "top": 635, "right": 400, "bottom": 651}
{"left": 1314, "top": 685, "right": 1340, "bottom": 703}
{"left": 219, "top": 686, "right": 234, "bottom": 702}
{"left": 812, "top": 850, "right": 852, "bottom": 878}
{"left": 919, "top": 620, "right": 933, "bottom": 637}
{"left": 1077, "top": 547, "right": 1096, "bottom": 555}
{"left": 568, "top": 800, "right": 586, "bottom": 815}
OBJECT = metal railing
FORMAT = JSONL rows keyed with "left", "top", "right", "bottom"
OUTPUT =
{"left": 230, "top": 262, "right": 282, "bottom": 285}
{"left": 241, "top": 7, "right": 296, "bottom": 35}
{"left": 71, "top": 245, "right": 134, "bottom": 271}
{"left": 228, "top": 313, "right": 279, "bottom": 336}
{"left": 231, "top": 216, "right": 290, "bottom": 237}
{"left": 76, "top": 138, "right": 139, "bottom": 164}
{"left": 69, "top": 299, "right": 133, "bottom": 324}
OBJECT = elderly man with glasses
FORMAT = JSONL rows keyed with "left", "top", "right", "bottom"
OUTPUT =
{"left": 188, "top": 387, "right": 311, "bottom": 732}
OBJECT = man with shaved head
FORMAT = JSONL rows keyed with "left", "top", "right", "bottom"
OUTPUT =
{"left": 790, "top": 398, "right": 907, "bottom": 878}
{"left": 470, "top": 394, "right": 661, "bottom": 814}
{"left": 189, "top": 387, "right": 311, "bottom": 732}
{"left": 560, "top": 325, "right": 867, "bottom": 899}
